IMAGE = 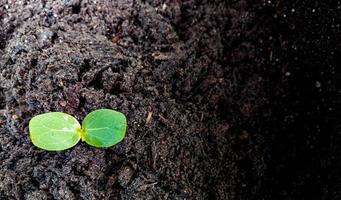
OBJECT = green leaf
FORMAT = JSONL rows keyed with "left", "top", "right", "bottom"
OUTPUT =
{"left": 82, "top": 109, "right": 127, "bottom": 147}
{"left": 29, "top": 112, "right": 81, "bottom": 151}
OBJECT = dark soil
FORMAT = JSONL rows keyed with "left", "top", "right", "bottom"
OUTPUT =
{"left": 0, "top": 0, "right": 340, "bottom": 199}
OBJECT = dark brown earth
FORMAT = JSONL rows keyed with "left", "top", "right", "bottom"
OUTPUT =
{"left": 0, "top": 0, "right": 340, "bottom": 199}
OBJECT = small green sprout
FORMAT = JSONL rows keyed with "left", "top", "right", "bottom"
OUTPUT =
{"left": 29, "top": 109, "right": 127, "bottom": 151}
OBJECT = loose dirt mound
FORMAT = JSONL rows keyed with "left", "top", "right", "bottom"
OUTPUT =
{"left": 0, "top": 0, "right": 340, "bottom": 199}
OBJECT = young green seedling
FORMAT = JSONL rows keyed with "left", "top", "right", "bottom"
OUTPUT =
{"left": 29, "top": 109, "right": 127, "bottom": 151}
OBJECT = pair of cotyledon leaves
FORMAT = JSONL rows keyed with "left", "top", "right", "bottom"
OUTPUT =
{"left": 29, "top": 109, "right": 127, "bottom": 151}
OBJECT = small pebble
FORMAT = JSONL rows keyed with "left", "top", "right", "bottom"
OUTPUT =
{"left": 315, "top": 81, "right": 321, "bottom": 88}
{"left": 162, "top": 3, "right": 167, "bottom": 10}
{"left": 12, "top": 114, "right": 18, "bottom": 120}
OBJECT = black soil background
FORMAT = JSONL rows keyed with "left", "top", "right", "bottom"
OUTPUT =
{"left": 0, "top": 0, "right": 340, "bottom": 199}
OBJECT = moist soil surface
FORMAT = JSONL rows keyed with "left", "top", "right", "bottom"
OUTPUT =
{"left": 0, "top": 0, "right": 340, "bottom": 199}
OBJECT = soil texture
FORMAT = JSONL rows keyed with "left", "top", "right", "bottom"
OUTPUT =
{"left": 0, "top": 0, "right": 340, "bottom": 199}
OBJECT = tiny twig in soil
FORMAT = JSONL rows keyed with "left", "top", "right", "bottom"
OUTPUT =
{"left": 146, "top": 111, "right": 153, "bottom": 126}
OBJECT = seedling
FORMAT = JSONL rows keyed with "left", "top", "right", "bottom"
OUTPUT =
{"left": 29, "top": 109, "right": 127, "bottom": 151}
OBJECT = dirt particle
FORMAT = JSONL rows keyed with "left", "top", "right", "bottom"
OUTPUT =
{"left": 152, "top": 52, "right": 175, "bottom": 60}
{"left": 315, "top": 81, "right": 321, "bottom": 88}
{"left": 239, "top": 130, "right": 249, "bottom": 140}
{"left": 111, "top": 34, "right": 122, "bottom": 44}
{"left": 0, "top": 110, "right": 6, "bottom": 116}
{"left": 60, "top": 101, "right": 67, "bottom": 107}
{"left": 158, "top": 114, "right": 171, "bottom": 126}
{"left": 118, "top": 165, "right": 135, "bottom": 188}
